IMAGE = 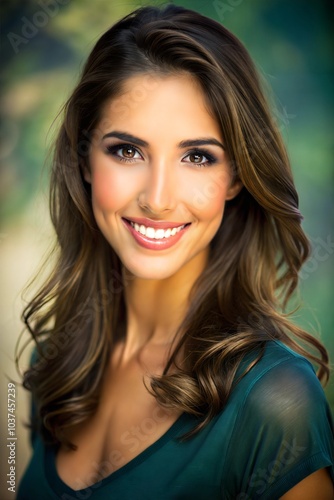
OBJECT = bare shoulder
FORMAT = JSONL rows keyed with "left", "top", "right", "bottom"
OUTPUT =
{"left": 280, "top": 468, "right": 334, "bottom": 500}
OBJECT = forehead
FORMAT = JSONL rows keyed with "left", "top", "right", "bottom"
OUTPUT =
{"left": 98, "top": 72, "right": 221, "bottom": 140}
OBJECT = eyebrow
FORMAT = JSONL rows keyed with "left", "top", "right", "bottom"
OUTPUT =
{"left": 102, "top": 131, "right": 225, "bottom": 150}
{"left": 103, "top": 131, "right": 148, "bottom": 147}
{"left": 179, "top": 138, "right": 225, "bottom": 150}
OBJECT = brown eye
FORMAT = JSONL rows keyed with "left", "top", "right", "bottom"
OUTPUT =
{"left": 106, "top": 143, "right": 142, "bottom": 162}
{"left": 122, "top": 146, "right": 136, "bottom": 158}
{"left": 189, "top": 153, "right": 204, "bottom": 163}
{"left": 183, "top": 150, "right": 216, "bottom": 167}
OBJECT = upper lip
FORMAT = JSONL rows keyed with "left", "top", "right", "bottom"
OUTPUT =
{"left": 123, "top": 217, "right": 190, "bottom": 230}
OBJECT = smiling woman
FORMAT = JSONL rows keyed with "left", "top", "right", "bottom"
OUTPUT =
{"left": 16, "top": 4, "right": 333, "bottom": 500}
{"left": 85, "top": 73, "right": 241, "bottom": 278}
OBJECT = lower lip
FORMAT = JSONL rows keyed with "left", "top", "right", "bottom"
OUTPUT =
{"left": 122, "top": 219, "right": 190, "bottom": 251}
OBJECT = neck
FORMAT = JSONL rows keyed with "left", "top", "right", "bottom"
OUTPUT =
{"left": 121, "top": 250, "right": 208, "bottom": 359}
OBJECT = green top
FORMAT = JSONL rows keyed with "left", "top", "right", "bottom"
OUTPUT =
{"left": 17, "top": 341, "right": 334, "bottom": 499}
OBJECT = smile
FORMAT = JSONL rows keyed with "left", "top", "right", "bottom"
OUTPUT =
{"left": 130, "top": 221, "right": 186, "bottom": 239}
{"left": 122, "top": 218, "right": 191, "bottom": 251}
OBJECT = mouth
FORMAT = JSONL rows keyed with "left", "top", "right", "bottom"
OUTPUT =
{"left": 125, "top": 219, "right": 190, "bottom": 240}
{"left": 122, "top": 217, "right": 191, "bottom": 249}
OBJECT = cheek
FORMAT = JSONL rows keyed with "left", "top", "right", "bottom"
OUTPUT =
{"left": 90, "top": 165, "right": 136, "bottom": 212}
{"left": 187, "top": 171, "right": 231, "bottom": 220}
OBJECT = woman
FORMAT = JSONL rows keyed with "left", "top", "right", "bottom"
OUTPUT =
{"left": 17, "top": 4, "right": 333, "bottom": 499}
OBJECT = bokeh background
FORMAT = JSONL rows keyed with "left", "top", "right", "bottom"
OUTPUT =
{"left": 1, "top": 0, "right": 333, "bottom": 496}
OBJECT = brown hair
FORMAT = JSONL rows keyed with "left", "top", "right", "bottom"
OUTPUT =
{"left": 18, "top": 4, "right": 329, "bottom": 447}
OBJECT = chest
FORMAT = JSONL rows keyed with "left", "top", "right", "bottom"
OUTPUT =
{"left": 56, "top": 348, "right": 181, "bottom": 490}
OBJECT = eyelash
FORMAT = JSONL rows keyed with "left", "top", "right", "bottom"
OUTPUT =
{"left": 105, "top": 143, "right": 217, "bottom": 167}
{"left": 105, "top": 144, "right": 141, "bottom": 163}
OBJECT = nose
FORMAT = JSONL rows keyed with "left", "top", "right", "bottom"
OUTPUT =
{"left": 138, "top": 159, "right": 176, "bottom": 215}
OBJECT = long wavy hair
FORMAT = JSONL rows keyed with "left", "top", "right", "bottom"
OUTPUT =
{"left": 18, "top": 4, "right": 329, "bottom": 448}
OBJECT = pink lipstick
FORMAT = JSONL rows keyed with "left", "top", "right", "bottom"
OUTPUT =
{"left": 122, "top": 217, "right": 191, "bottom": 251}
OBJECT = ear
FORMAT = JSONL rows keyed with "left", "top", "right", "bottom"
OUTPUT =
{"left": 225, "top": 179, "right": 243, "bottom": 200}
{"left": 81, "top": 162, "right": 92, "bottom": 183}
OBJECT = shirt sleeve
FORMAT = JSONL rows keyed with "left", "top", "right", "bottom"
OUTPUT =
{"left": 224, "top": 356, "right": 334, "bottom": 500}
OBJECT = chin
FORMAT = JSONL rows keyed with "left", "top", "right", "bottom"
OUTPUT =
{"left": 121, "top": 258, "right": 181, "bottom": 282}
{"left": 126, "top": 267, "right": 176, "bottom": 281}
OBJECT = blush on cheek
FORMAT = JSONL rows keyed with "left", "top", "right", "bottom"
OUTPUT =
{"left": 202, "top": 202, "right": 226, "bottom": 235}
{"left": 192, "top": 182, "right": 230, "bottom": 222}
{"left": 91, "top": 170, "right": 126, "bottom": 210}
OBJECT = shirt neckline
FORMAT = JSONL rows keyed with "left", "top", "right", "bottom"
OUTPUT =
{"left": 45, "top": 412, "right": 191, "bottom": 496}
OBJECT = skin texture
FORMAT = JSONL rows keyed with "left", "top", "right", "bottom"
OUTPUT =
{"left": 71, "top": 73, "right": 334, "bottom": 497}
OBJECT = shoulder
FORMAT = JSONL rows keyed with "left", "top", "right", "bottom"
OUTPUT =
{"left": 222, "top": 340, "right": 334, "bottom": 499}
{"left": 235, "top": 340, "right": 327, "bottom": 415}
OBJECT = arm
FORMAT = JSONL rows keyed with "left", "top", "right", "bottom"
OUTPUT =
{"left": 280, "top": 468, "right": 334, "bottom": 500}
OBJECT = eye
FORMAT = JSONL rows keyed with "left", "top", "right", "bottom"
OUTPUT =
{"left": 105, "top": 143, "right": 143, "bottom": 162}
{"left": 182, "top": 149, "right": 217, "bottom": 167}
{"left": 188, "top": 153, "right": 206, "bottom": 164}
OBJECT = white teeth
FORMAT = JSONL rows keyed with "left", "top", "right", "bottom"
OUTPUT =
{"left": 154, "top": 229, "right": 165, "bottom": 239}
{"left": 146, "top": 227, "right": 155, "bottom": 238}
{"left": 129, "top": 221, "right": 186, "bottom": 239}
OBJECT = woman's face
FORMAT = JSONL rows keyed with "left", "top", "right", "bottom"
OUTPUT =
{"left": 86, "top": 73, "right": 241, "bottom": 280}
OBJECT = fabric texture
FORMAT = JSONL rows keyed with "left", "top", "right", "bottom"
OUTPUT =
{"left": 17, "top": 340, "right": 334, "bottom": 499}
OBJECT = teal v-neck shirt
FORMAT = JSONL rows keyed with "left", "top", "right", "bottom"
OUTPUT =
{"left": 17, "top": 341, "right": 334, "bottom": 499}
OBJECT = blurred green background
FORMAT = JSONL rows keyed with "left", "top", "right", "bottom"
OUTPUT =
{"left": 0, "top": 0, "right": 333, "bottom": 490}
